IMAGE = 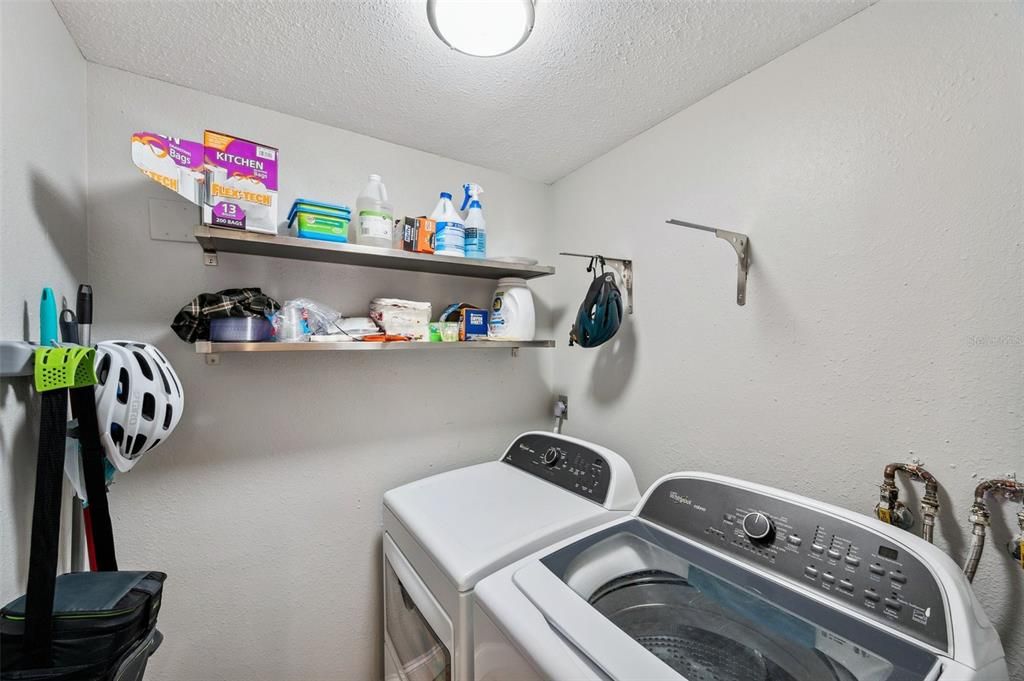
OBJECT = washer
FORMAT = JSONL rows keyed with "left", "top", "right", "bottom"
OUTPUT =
{"left": 382, "top": 431, "right": 639, "bottom": 681}
{"left": 474, "top": 472, "right": 1008, "bottom": 681}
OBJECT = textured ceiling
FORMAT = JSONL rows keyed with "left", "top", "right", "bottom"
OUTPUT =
{"left": 54, "top": 0, "right": 871, "bottom": 183}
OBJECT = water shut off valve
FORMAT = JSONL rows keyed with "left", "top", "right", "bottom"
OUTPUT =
{"left": 1010, "top": 508, "right": 1024, "bottom": 568}
{"left": 874, "top": 463, "right": 940, "bottom": 543}
{"left": 552, "top": 394, "right": 568, "bottom": 435}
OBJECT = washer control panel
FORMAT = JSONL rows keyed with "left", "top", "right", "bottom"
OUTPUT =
{"left": 639, "top": 477, "right": 948, "bottom": 652}
{"left": 502, "top": 433, "right": 611, "bottom": 504}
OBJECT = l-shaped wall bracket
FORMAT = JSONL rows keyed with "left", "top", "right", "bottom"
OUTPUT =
{"left": 666, "top": 219, "right": 751, "bottom": 306}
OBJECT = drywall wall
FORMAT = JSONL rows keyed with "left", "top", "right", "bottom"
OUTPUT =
{"left": 85, "top": 63, "right": 554, "bottom": 680}
{"left": 0, "top": 0, "right": 87, "bottom": 605}
{"left": 551, "top": 0, "right": 1024, "bottom": 675}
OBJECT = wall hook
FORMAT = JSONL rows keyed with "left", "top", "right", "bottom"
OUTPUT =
{"left": 559, "top": 252, "right": 634, "bottom": 314}
{"left": 666, "top": 219, "right": 750, "bottom": 306}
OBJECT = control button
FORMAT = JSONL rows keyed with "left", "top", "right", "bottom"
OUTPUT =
{"left": 827, "top": 549, "right": 841, "bottom": 560}
{"left": 838, "top": 579, "right": 854, "bottom": 592}
{"left": 804, "top": 566, "right": 819, "bottom": 579}
{"left": 884, "top": 598, "right": 903, "bottom": 611}
{"left": 811, "top": 543, "right": 825, "bottom": 554}
{"left": 741, "top": 512, "right": 776, "bottom": 545}
{"left": 869, "top": 563, "right": 885, "bottom": 576}
{"left": 541, "top": 447, "right": 561, "bottom": 466}
{"left": 864, "top": 589, "right": 880, "bottom": 602}
{"left": 821, "top": 572, "right": 836, "bottom": 584}
{"left": 890, "top": 571, "right": 907, "bottom": 584}
{"left": 787, "top": 534, "right": 802, "bottom": 546}
{"left": 845, "top": 555, "right": 861, "bottom": 567}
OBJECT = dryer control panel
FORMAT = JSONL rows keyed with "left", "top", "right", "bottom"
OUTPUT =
{"left": 639, "top": 476, "right": 949, "bottom": 652}
{"left": 502, "top": 433, "right": 611, "bottom": 504}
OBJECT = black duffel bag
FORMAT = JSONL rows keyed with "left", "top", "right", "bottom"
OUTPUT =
{"left": 1, "top": 370, "right": 165, "bottom": 681}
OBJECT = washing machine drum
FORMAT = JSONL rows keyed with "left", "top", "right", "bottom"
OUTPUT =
{"left": 589, "top": 571, "right": 853, "bottom": 681}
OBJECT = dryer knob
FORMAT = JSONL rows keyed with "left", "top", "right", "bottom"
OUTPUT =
{"left": 541, "top": 447, "right": 561, "bottom": 466}
{"left": 742, "top": 512, "right": 776, "bottom": 544}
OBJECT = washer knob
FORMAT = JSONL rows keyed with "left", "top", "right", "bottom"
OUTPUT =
{"left": 742, "top": 512, "right": 775, "bottom": 544}
{"left": 541, "top": 447, "right": 561, "bottom": 466}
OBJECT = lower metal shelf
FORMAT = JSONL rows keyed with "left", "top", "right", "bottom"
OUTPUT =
{"left": 194, "top": 339, "right": 555, "bottom": 360}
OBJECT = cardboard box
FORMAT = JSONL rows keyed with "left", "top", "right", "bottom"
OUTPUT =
{"left": 131, "top": 132, "right": 205, "bottom": 205}
{"left": 203, "top": 131, "right": 279, "bottom": 234}
{"left": 398, "top": 217, "right": 436, "bottom": 254}
{"left": 460, "top": 308, "right": 489, "bottom": 341}
{"left": 131, "top": 129, "right": 279, "bottom": 234}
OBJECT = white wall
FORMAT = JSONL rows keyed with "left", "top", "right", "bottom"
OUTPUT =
{"left": 551, "top": 1, "right": 1023, "bottom": 676}
{"left": 0, "top": 0, "right": 87, "bottom": 604}
{"left": 85, "top": 63, "right": 554, "bottom": 680}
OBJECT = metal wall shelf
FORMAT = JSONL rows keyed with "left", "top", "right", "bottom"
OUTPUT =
{"left": 194, "top": 225, "right": 555, "bottom": 280}
{"left": 195, "top": 339, "right": 554, "bottom": 361}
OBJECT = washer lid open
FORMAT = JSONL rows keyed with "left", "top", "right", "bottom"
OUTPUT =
{"left": 513, "top": 520, "right": 940, "bottom": 681}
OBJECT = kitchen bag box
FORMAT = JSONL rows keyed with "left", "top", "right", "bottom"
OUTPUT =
{"left": 202, "top": 131, "right": 278, "bottom": 233}
{"left": 131, "top": 129, "right": 279, "bottom": 234}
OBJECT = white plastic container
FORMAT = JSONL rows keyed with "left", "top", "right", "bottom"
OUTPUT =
{"left": 354, "top": 174, "right": 394, "bottom": 248}
{"left": 488, "top": 278, "right": 535, "bottom": 341}
{"left": 430, "top": 192, "right": 465, "bottom": 257}
{"left": 463, "top": 200, "right": 487, "bottom": 259}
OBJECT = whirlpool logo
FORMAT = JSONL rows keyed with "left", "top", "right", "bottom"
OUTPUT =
{"left": 669, "top": 491, "right": 707, "bottom": 512}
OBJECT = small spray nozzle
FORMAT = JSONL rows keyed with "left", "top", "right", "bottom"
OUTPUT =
{"left": 462, "top": 183, "right": 484, "bottom": 211}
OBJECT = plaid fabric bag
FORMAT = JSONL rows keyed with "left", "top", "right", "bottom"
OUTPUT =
{"left": 171, "top": 288, "right": 280, "bottom": 343}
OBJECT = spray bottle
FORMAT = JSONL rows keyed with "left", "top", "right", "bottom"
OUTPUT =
{"left": 462, "top": 183, "right": 487, "bottom": 259}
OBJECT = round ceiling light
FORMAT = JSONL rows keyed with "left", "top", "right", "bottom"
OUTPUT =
{"left": 427, "top": 0, "right": 535, "bottom": 57}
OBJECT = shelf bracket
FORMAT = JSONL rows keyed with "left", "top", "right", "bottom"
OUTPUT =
{"left": 203, "top": 250, "right": 219, "bottom": 266}
{"left": 666, "top": 219, "right": 750, "bottom": 306}
{"left": 559, "top": 253, "right": 634, "bottom": 314}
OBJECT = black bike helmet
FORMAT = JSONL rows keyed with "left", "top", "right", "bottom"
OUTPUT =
{"left": 570, "top": 256, "right": 623, "bottom": 348}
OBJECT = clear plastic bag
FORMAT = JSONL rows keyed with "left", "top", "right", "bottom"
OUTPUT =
{"left": 270, "top": 298, "right": 345, "bottom": 341}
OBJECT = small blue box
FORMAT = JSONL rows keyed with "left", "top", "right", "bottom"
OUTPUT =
{"left": 460, "top": 309, "right": 489, "bottom": 340}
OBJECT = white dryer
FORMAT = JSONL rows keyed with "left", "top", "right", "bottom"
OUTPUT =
{"left": 382, "top": 431, "right": 639, "bottom": 681}
{"left": 474, "top": 472, "right": 1008, "bottom": 681}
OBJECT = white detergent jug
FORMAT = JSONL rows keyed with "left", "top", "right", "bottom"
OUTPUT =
{"left": 354, "top": 174, "right": 394, "bottom": 248}
{"left": 430, "top": 192, "right": 465, "bottom": 257}
{"left": 488, "top": 278, "right": 535, "bottom": 340}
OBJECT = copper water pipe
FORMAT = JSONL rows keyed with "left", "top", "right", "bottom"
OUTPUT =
{"left": 963, "top": 478, "right": 1024, "bottom": 583}
{"left": 876, "top": 463, "right": 941, "bottom": 543}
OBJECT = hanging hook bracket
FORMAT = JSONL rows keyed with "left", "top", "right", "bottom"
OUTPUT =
{"left": 559, "top": 252, "right": 634, "bottom": 314}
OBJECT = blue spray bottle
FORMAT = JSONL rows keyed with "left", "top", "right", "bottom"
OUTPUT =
{"left": 462, "top": 183, "right": 487, "bottom": 259}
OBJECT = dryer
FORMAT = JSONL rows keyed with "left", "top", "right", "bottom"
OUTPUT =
{"left": 382, "top": 431, "right": 639, "bottom": 681}
{"left": 474, "top": 472, "right": 1007, "bottom": 681}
